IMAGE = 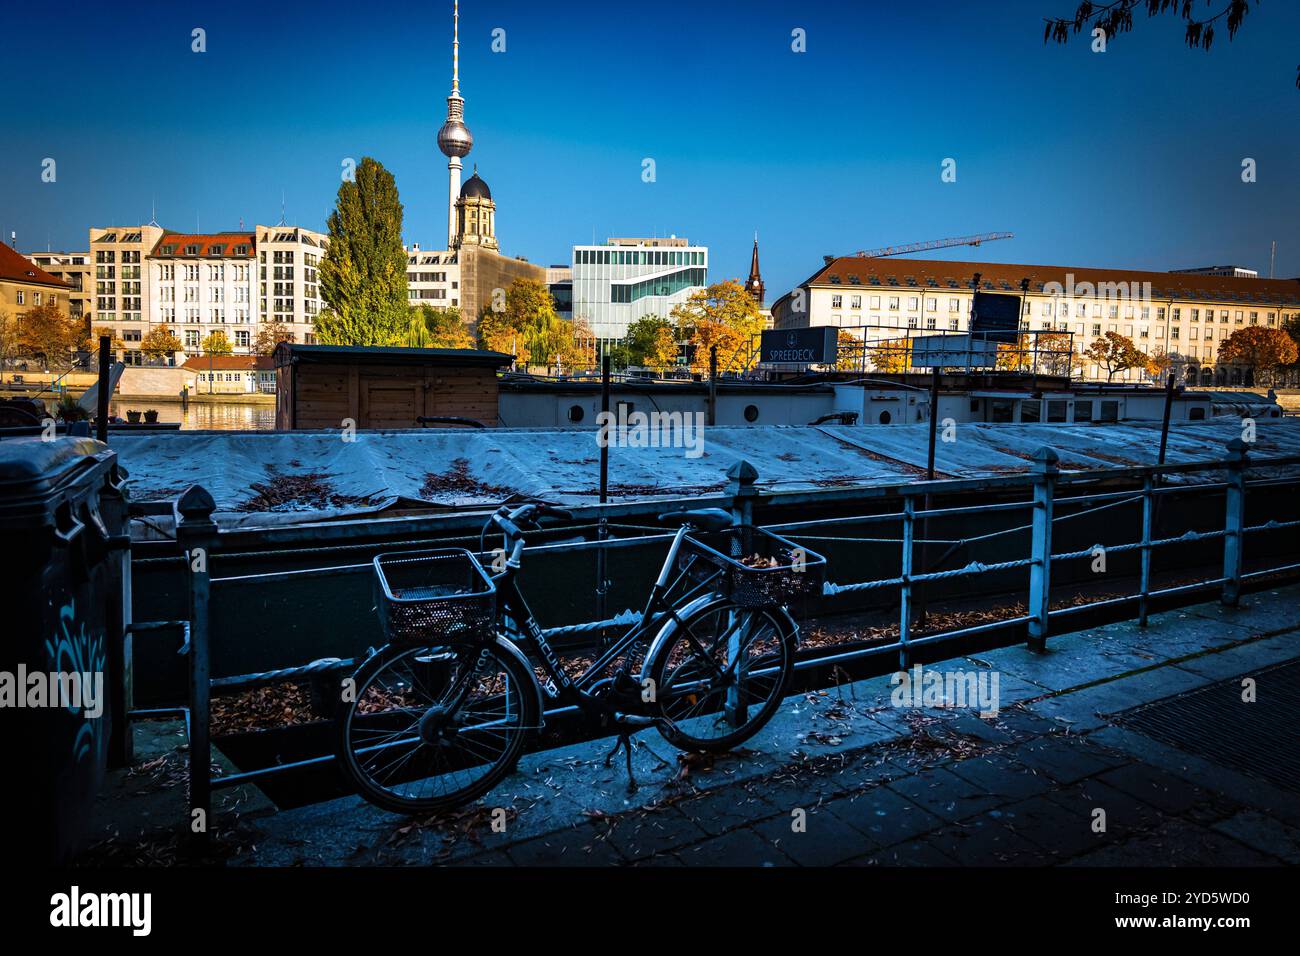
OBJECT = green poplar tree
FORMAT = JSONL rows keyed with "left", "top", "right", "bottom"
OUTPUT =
{"left": 316, "top": 157, "right": 409, "bottom": 346}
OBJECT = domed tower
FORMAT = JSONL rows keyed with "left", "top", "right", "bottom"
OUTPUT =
{"left": 454, "top": 166, "right": 498, "bottom": 250}
{"left": 436, "top": 0, "right": 473, "bottom": 248}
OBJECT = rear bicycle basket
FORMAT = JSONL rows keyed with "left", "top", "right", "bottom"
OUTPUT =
{"left": 373, "top": 548, "right": 496, "bottom": 644}
{"left": 677, "top": 526, "right": 826, "bottom": 607}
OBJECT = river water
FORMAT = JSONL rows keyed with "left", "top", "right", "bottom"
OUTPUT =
{"left": 109, "top": 400, "right": 276, "bottom": 431}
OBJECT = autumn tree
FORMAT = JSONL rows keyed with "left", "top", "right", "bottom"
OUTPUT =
{"left": 202, "top": 330, "right": 233, "bottom": 356}
{"left": 84, "top": 326, "right": 124, "bottom": 354}
{"left": 1083, "top": 330, "right": 1150, "bottom": 381}
{"left": 253, "top": 320, "right": 296, "bottom": 355}
{"left": 316, "top": 156, "right": 409, "bottom": 346}
{"left": 476, "top": 278, "right": 567, "bottom": 369}
{"left": 141, "top": 327, "right": 183, "bottom": 361}
{"left": 866, "top": 337, "right": 911, "bottom": 373}
{"left": 671, "top": 280, "right": 764, "bottom": 373}
{"left": 610, "top": 315, "right": 677, "bottom": 371}
{"left": 1217, "top": 326, "right": 1299, "bottom": 384}
{"left": 15, "top": 302, "right": 81, "bottom": 370}
{"left": 396, "top": 305, "right": 473, "bottom": 349}
{"left": 836, "top": 330, "right": 863, "bottom": 371}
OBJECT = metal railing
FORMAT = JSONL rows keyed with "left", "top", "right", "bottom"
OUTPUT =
{"left": 134, "top": 438, "right": 1300, "bottom": 839}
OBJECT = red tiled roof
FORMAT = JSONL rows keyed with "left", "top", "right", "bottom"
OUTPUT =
{"left": 798, "top": 257, "right": 1300, "bottom": 306}
{"left": 181, "top": 355, "right": 274, "bottom": 371}
{"left": 152, "top": 233, "right": 256, "bottom": 257}
{"left": 0, "top": 241, "right": 71, "bottom": 289}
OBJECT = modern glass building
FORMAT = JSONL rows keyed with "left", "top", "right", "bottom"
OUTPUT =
{"left": 571, "top": 237, "right": 708, "bottom": 343}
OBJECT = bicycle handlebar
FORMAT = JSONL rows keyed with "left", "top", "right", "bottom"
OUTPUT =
{"left": 486, "top": 503, "right": 573, "bottom": 570}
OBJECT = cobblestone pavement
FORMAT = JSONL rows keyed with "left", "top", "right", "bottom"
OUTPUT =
{"left": 227, "top": 586, "right": 1300, "bottom": 867}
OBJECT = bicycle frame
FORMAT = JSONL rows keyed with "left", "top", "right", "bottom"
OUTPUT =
{"left": 489, "top": 523, "right": 724, "bottom": 717}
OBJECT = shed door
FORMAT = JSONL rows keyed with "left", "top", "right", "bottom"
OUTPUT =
{"left": 360, "top": 380, "right": 424, "bottom": 429}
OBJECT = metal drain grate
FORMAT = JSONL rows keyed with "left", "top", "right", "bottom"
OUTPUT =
{"left": 1115, "top": 657, "right": 1300, "bottom": 794}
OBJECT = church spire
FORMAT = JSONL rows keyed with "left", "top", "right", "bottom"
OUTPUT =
{"left": 746, "top": 233, "right": 765, "bottom": 308}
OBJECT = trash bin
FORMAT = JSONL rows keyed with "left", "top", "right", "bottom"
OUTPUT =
{"left": 0, "top": 437, "right": 125, "bottom": 864}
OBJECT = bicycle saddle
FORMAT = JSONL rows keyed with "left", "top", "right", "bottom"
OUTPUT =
{"left": 658, "top": 508, "right": 733, "bottom": 532}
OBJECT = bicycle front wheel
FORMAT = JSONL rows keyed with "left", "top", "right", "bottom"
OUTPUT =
{"left": 647, "top": 599, "right": 794, "bottom": 753}
{"left": 337, "top": 640, "right": 538, "bottom": 815}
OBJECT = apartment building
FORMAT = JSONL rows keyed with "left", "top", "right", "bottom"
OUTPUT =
{"left": 406, "top": 243, "right": 460, "bottom": 311}
{"left": 772, "top": 257, "right": 1300, "bottom": 384}
{"left": 88, "top": 224, "right": 167, "bottom": 356}
{"left": 149, "top": 232, "right": 257, "bottom": 355}
{"left": 254, "top": 224, "right": 328, "bottom": 343}
{"left": 25, "top": 251, "right": 92, "bottom": 327}
{"left": 0, "top": 240, "right": 72, "bottom": 323}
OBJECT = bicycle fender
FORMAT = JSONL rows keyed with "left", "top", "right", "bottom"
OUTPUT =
{"left": 638, "top": 596, "right": 799, "bottom": 684}
{"left": 491, "top": 633, "right": 548, "bottom": 730}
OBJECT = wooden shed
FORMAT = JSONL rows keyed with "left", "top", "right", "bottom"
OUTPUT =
{"left": 273, "top": 344, "right": 514, "bottom": 430}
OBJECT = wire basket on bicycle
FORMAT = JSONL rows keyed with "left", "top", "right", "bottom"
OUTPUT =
{"left": 678, "top": 526, "right": 825, "bottom": 607}
{"left": 373, "top": 548, "right": 496, "bottom": 644}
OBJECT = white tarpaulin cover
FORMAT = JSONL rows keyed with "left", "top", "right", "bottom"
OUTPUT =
{"left": 103, "top": 418, "right": 1300, "bottom": 529}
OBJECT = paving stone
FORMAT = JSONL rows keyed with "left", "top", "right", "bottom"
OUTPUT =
{"left": 924, "top": 817, "right": 1057, "bottom": 866}
{"left": 1095, "top": 762, "right": 1234, "bottom": 820}
{"left": 749, "top": 806, "right": 876, "bottom": 866}
{"left": 1045, "top": 777, "right": 1169, "bottom": 839}
{"left": 605, "top": 805, "right": 709, "bottom": 859}
{"left": 675, "top": 826, "right": 795, "bottom": 866}
{"left": 1067, "top": 819, "right": 1279, "bottom": 867}
{"left": 1172, "top": 633, "right": 1300, "bottom": 680}
{"left": 947, "top": 752, "right": 1057, "bottom": 802}
{"left": 1211, "top": 811, "right": 1300, "bottom": 863}
{"left": 823, "top": 786, "right": 944, "bottom": 846}
{"left": 505, "top": 826, "right": 626, "bottom": 866}
{"left": 1007, "top": 735, "right": 1127, "bottom": 785}
{"left": 841, "top": 840, "right": 959, "bottom": 866}
{"left": 995, "top": 794, "right": 1111, "bottom": 859}
{"left": 885, "top": 766, "right": 1008, "bottom": 822}
{"left": 670, "top": 787, "right": 782, "bottom": 837}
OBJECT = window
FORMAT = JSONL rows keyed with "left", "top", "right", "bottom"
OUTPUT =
{"left": 1074, "top": 400, "right": 1093, "bottom": 423}
{"left": 1046, "top": 400, "right": 1068, "bottom": 423}
{"left": 743, "top": 404, "right": 760, "bottom": 422}
{"left": 850, "top": 295, "right": 861, "bottom": 309}
{"left": 1099, "top": 400, "right": 1120, "bottom": 422}
{"left": 1020, "top": 400, "right": 1041, "bottom": 423}
{"left": 870, "top": 296, "right": 881, "bottom": 309}
{"left": 566, "top": 404, "right": 584, "bottom": 423}
{"left": 831, "top": 295, "right": 842, "bottom": 308}
{"left": 888, "top": 297, "right": 899, "bottom": 310}
{"left": 15, "top": 291, "right": 23, "bottom": 305}
{"left": 948, "top": 298, "right": 959, "bottom": 312}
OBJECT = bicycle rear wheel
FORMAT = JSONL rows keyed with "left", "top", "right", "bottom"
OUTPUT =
{"left": 337, "top": 640, "right": 537, "bottom": 815}
{"left": 647, "top": 599, "right": 793, "bottom": 753}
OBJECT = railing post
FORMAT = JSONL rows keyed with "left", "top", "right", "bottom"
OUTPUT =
{"left": 1222, "top": 438, "right": 1248, "bottom": 607}
{"left": 175, "top": 485, "right": 218, "bottom": 844}
{"left": 1027, "top": 447, "right": 1059, "bottom": 652}
{"left": 726, "top": 459, "right": 758, "bottom": 530}
{"left": 1138, "top": 472, "right": 1154, "bottom": 627}
{"left": 725, "top": 460, "right": 758, "bottom": 727}
{"left": 899, "top": 496, "right": 915, "bottom": 670}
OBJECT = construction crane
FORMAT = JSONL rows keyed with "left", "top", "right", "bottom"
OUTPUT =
{"left": 851, "top": 232, "right": 1013, "bottom": 259}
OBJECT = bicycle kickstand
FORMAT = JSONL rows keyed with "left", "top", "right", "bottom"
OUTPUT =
{"left": 603, "top": 732, "right": 638, "bottom": 793}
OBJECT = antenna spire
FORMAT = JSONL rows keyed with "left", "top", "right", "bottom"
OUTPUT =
{"left": 452, "top": 0, "right": 460, "bottom": 94}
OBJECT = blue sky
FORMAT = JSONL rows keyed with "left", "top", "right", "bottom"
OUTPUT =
{"left": 2, "top": 0, "right": 1297, "bottom": 296}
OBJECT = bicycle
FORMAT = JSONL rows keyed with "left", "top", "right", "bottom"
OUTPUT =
{"left": 336, "top": 503, "right": 825, "bottom": 815}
